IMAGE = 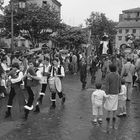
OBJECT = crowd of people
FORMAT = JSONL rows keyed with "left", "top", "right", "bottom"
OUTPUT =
{"left": 0, "top": 49, "right": 68, "bottom": 120}
{"left": 0, "top": 47, "right": 140, "bottom": 133}
{"left": 90, "top": 49, "right": 140, "bottom": 132}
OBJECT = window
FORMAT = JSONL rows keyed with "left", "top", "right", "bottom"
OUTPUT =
{"left": 42, "top": 1, "right": 47, "bottom": 6}
{"left": 133, "top": 29, "right": 136, "bottom": 34}
{"left": 125, "top": 29, "right": 129, "bottom": 34}
{"left": 137, "top": 12, "right": 140, "bottom": 17}
{"left": 118, "top": 36, "right": 122, "bottom": 41}
{"left": 125, "top": 36, "right": 128, "bottom": 41}
{"left": 127, "top": 14, "right": 130, "bottom": 18}
{"left": 119, "top": 29, "right": 122, "bottom": 34}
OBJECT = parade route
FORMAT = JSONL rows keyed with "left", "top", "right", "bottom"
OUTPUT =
{"left": 0, "top": 74, "right": 140, "bottom": 140}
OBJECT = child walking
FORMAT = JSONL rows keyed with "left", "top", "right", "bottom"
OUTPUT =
{"left": 117, "top": 79, "right": 127, "bottom": 117}
{"left": 91, "top": 83, "right": 108, "bottom": 124}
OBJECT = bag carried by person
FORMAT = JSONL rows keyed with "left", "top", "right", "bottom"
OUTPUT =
{"left": 123, "top": 65, "right": 131, "bottom": 77}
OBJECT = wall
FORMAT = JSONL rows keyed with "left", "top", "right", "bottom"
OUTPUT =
{"left": 115, "top": 28, "right": 140, "bottom": 49}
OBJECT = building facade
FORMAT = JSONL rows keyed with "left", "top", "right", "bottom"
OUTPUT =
{"left": 116, "top": 8, "right": 140, "bottom": 50}
{"left": 28, "top": 0, "right": 61, "bottom": 18}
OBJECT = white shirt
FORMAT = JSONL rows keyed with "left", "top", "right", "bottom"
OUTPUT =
{"left": 119, "top": 85, "right": 127, "bottom": 101}
{"left": 10, "top": 70, "right": 23, "bottom": 84}
{"left": 50, "top": 65, "right": 65, "bottom": 77}
{"left": 36, "top": 69, "right": 42, "bottom": 84}
{"left": 1, "top": 63, "right": 10, "bottom": 71}
{"left": 91, "top": 89, "right": 108, "bottom": 106}
{"left": 39, "top": 64, "right": 51, "bottom": 73}
{"left": 1, "top": 79, "right": 6, "bottom": 88}
{"left": 102, "top": 41, "right": 108, "bottom": 54}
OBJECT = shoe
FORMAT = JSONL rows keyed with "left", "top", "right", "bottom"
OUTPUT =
{"left": 92, "top": 119, "right": 98, "bottom": 125}
{"left": 126, "top": 99, "right": 130, "bottom": 101}
{"left": 122, "top": 112, "right": 127, "bottom": 117}
{"left": 33, "top": 106, "right": 40, "bottom": 113}
{"left": 61, "top": 96, "right": 66, "bottom": 105}
{"left": 98, "top": 118, "right": 103, "bottom": 124}
{"left": 117, "top": 114, "right": 123, "bottom": 117}
{"left": 5, "top": 111, "right": 11, "bottom": 118}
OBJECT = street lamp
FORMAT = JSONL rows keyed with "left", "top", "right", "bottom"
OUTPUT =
{"left": 0, "top": 0, "right": 26, "bottom": 53}
{"left": 11, "top": 0, "right": 26, "bottom": 52}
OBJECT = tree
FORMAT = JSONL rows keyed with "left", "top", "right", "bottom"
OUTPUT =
{"left": 55, "top": 23, "right": 88, "bottom": 50}
{"left": 86, "top": 12, "right": 117, "bottom": 45}
{"left": 3, "top": 3, "right": 61, "bottom": 47}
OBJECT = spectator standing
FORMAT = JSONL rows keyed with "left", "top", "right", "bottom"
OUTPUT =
{"left": 121, "top": 58, "right": 135, "bottom": 101}
{"left": 72, "top": 53, "right": 77, "bottom": 74}
{"left": 79, "top": 58, "right": 87, "bottom": 90}
{"left": 104, "top": 64, "right": 121, "bottom": 132}
{"left": 117, "top": 79, "right": 127, "bottom": 117}
{"left": 135, "top": 53, "right": 140, "bottom": 91}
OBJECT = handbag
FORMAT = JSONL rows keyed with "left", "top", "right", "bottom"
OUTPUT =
{"left": 123, "top": 65, "right": 131, "bottom": 77}
{"left": 123, "top": 71, "right": 128, "bottom": 77}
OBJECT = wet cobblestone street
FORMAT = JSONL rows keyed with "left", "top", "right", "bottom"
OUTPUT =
{"left": 0, "top": 74, "right": 140, "bottom": 140}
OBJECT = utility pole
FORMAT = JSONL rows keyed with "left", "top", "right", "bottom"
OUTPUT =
{"left": 11, "top": 0, "right": 14, "bottom": 52}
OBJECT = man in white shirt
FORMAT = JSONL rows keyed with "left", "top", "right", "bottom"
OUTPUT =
{"left": 24, "top": 60, "right": 42, "bottom": 120}
{"left": 34, "top": 57, "right": 51, "bottom": 113}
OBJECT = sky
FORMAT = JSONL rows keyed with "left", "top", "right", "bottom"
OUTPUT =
{"left": 3, "top": 0, "right": 140, "bottom": 26}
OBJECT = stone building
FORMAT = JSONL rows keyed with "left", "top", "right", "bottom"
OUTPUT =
{"left": 28, "top": 0, "right": 61, "bottom": 18}
{"left": 116, "top": 8, "right": 140, "bottom": 50}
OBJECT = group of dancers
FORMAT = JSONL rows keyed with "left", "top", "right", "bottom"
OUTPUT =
{"left": 3, "top": 56, "right": 65, "bottom": 120}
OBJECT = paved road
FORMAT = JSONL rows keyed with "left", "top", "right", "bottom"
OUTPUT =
{"left": 0, "top": 74, "right": 140, "bottom": 140}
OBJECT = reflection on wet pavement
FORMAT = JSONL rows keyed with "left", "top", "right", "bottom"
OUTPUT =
{"left": 0, "top": 75, "right": 140, "bottom": 140}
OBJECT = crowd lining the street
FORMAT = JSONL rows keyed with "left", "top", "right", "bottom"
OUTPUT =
{"left": 0, "top": 48, "right": 140, "bottom": 133}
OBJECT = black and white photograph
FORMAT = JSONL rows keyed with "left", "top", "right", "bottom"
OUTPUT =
{"left": 0, "top": 0, "right": 140, "bottom": 140}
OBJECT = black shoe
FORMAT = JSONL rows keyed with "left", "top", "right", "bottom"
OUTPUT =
{"left": 98, "top": 119, "right": 103, "bottom": 124}
{"left": 117, "top": 114, "right": 123, "bottom": 117}
{"left": 33, "top": 106, "right": 40, "bottom": 113}
{"left": 61, "top": 97, "right": 66, "bottom": 105}
{"left": 126, "top": 99, "right": 130, "bottom": 101}
{"left": 123, "top": 113, "right": 127, "bottom": 117}
{"left": 5, "top": 111, "right": 11, "bottom": 118}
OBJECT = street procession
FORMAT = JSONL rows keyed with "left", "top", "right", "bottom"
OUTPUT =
{"left": 0, "top": 0, "right": 140, "bottom": 140}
